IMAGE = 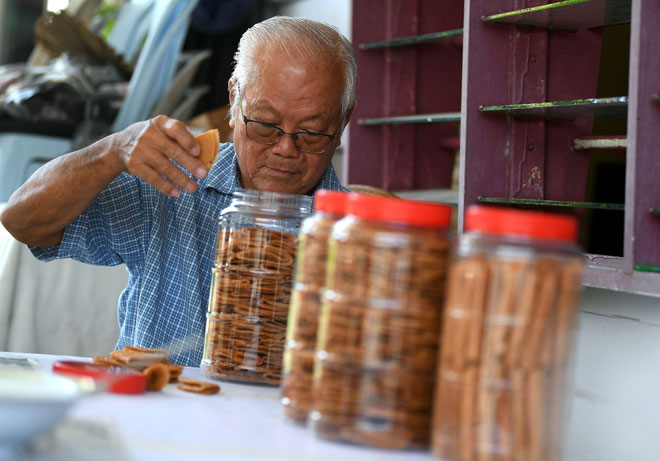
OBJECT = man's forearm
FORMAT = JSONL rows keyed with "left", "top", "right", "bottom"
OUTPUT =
{"left": 0, "top": 116, "right": 204, "bottom": 247}
{"left": 0, "top": 137, "right": 124, "bottom": 247}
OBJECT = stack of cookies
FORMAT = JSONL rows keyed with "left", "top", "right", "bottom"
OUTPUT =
{"left": 93, "top": 345, "right": 219, "bottom": 395}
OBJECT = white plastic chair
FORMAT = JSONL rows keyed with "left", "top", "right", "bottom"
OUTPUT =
{"left": 150, "top": 49, "right": 212, "bottom": 118}
{"left": 106, "top": 0, "right": 156, "bottom": 65}
{"left": 0, "top": 133, "right": 72, "bottom": 202}
{"left": 111, "top": 0, "right": 199, "bottom": 131}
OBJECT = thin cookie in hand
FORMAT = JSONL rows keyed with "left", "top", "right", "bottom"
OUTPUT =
{"left": 177, "top": 378, "right": 220, "bottom": 395}
{"left": 195, "top": 129, "right": 220, "bottom": 170}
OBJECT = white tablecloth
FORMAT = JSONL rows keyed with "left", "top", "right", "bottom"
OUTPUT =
{"left": 2, "top": 352, "right": 437, "bottom": 461}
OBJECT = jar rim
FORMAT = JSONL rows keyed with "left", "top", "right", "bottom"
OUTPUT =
{"left": 231, "top": 188, "right": 313, "bottom": 213}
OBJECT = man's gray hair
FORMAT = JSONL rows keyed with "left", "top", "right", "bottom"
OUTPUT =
{"left": 229, "top": 16, "right": 357, "bottom": 126}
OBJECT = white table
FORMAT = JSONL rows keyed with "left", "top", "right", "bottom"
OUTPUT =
{"left": 2, "top": 352, "right": 438, "bottom": 461}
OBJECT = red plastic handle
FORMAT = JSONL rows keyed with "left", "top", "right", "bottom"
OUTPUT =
{"left": 52, "top": 360, "right": 146, "bottom": 395}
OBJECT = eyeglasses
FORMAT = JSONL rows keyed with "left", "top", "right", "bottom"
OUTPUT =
{"left": 240, "top": 98, "right": 340, "bottom": 154}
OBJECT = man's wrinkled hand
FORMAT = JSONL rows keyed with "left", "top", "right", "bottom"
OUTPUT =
{"left": 112, "top": 115, "right": 207, "bottom": 197}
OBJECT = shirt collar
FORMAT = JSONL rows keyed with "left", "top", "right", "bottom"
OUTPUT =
{"left": 199, "top": 142, "right": 241, "bottom": 195}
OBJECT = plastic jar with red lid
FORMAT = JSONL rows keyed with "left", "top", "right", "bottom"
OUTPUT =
{"left": 432, "top": 205, "right": 584, "bottom": 461}
{"left": 281, "top": 190, "right": 351, "bottom": 424}
{"left": 311, "top": 193, "right": 453, "bottom": 449}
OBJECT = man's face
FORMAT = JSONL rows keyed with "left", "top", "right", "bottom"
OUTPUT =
{"left": 229, "top": 51, "right": 348, "bottom": 195}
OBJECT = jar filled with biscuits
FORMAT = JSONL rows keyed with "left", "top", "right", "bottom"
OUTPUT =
{"left": 201, "top": 189, "right": 312, "bottom": 385}
{"left": 281, "top": 190, "right": 350, "bottom": 424}
{"left": 311, "top": 194, "right": 452, "bottom": 449}
{"left": 432, "top": 205, "right": 583, "bottom": 461}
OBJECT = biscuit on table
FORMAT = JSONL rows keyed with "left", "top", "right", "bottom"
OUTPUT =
{"left": 177, "top": 378, "right": 220, "bottom": 395}
{"left": 109, "top": 349, "right": 169, "bottom": 370}
{"left": 195, "top": 128, "right": 220, "bottom": 170}
{"left": 143, "top": 363, "right": 170, "bottom": 391}
{"left": 92, "top": 355, "right": 123, "bottom": 367}
{"left": 167, "top": 364, "right": 185, "bottom": 383}
{"left": 123, "top": 345, "right": 169, "bottom": 355}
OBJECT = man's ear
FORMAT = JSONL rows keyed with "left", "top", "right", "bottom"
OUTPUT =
{"left": 228, "top": 79, "right": 237, "bottom": 129}
{"left": 343, "top": 104, "right": 355, "bottom": 127}
{"left": 334, "top": 104, "right": 355, "bottom": 149}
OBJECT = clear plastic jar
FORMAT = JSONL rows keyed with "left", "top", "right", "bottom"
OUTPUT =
{"left": 201, "top": 189, "right": 312, "bottom": 385}
{"left": 281, "top": 190, "right": 350, "bottom": 424}
{"left": 311, "top": 194, "right": 452, "bottom": 449}
{"left": 432, "top": 205, "right": 584, "bottom": 461}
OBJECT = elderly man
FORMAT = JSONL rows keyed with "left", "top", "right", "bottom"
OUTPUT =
{"left": 0, "top": 16, "right": 356, "bottom": 366}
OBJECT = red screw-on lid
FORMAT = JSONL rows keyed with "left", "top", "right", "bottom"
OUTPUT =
{"left": 345, "top": 193, "right": 452, "bottom": 228}
{"left": 465, "top": 205, "right": 578, "bottom": 242}
{"left": 313, "top": 190, "right": 351, "bottom": 216}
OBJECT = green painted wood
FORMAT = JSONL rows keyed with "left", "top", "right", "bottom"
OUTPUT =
{"left": 478, "top": 196, "right": 625, "bottom": 210}
{"left": 360, "top": 29, "right": 463, "bottom": 50}
{"left": 635, "top": 265, "right": 660, "bottom": 273}
{"left": 482, "top": 0, "right": 631, "bottom": 31}
{"left": 480, "top": 96, "right": 628, "bottom": 120}
{"left": 358, "top": 112, "right": 461, "bottom": 126}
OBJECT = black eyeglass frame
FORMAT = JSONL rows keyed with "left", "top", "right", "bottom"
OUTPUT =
{"left": 239, "top": 94, "right": 341, "bottom": 154}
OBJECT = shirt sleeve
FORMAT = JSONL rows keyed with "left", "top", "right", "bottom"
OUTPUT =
{"left": 29, "top": 173, "right": 148, "bottom": 268}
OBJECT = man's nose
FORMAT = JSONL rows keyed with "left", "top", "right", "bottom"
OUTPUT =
{"left": 272, "top": 133, "right": 300, "bottom": 158}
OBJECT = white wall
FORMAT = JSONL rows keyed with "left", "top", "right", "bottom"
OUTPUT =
{"left": 272, "top": 0, "right": 352, "bottom": 39}
{"left": 566, "top": 287, "right": 660, "bottom": 461}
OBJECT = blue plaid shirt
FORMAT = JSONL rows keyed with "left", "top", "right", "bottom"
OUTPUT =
{"left": 30, "top": 143, "right": 347, "bottom": 366}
